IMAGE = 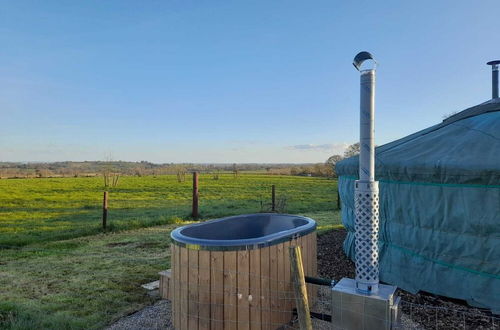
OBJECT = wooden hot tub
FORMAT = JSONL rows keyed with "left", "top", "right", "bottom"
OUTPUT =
{"left": 170, "top": 213, "right": 317, "bottom": 330}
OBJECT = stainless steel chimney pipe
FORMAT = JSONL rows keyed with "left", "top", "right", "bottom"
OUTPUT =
{"left": 487, "top": 60, "right": 500, "bottom": 99}
{"left": 352, "top": 52, "right": 379, "bottom": 295}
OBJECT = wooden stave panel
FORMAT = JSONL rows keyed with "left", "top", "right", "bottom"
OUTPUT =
{"left": 249, "top": 248, "right": 261, "bottom": 330}
{"left": 172, "top": 230, "right": 317, "bottom": 330}
{"left": 172, "top": 244, "right": 179, "bottom": 329}
{"left": 299, "top": 234, "right": 306, "bottom": 311}
{"left": 199, "top": 250, "right": 211, "bottom": 330}
{"left": 269, "top": 244, "right": 279, "bottom": 329}
{"left": 310, "top": 232, "right": 318, "bottom": 305}
{"left": 312, "top": 231, "right": 317, "bottom": 277}
{"left": 259, "top": 246, "right": 271, "bottom": 330}
{"left": 211, "top": 251, "right": 224, "bottom": 330}
{"left": 188, "top": 249, "right": 199, "bottom": 330}
{"left": 223, "top": 251, "right": 237, "bottom": 330}
{"left": 282, "top": 240, "right": 293, "bottom": 325}
{"left": 180, "top": 246, "right": 189, "bottom": 330}
{"left": 276, "top": 242, "right": 285, "bottom": 326}
{"left": 301, "top": 234, "right": 312, "bottom": 306}
{"left": 237, "top": 250, "right": 250, "bottom": 330}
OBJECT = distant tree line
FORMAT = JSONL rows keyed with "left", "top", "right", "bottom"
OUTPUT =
{"left": 260, "top": 142, "right": 360, "bottom": 178}
{"left": 0, "top": 161, "right": 328, "bottom": 179}
{"left": 0, "top": 143, "right": 360, "bottom": 179}
{"left": 325, "top": 142, "right": 360, "bottom": 177}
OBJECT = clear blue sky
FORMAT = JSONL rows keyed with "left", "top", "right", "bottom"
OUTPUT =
{"left": 1, "top": 1, "right": 498, "bottom": 163}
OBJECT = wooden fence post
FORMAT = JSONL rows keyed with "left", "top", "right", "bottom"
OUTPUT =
{"left": 271, "top": 184, "right": 276, "bottom": 212}
{"left": 337, "top": 188, "right": 341, "bottom": 210}
{"left": 102, "top": 191, "right": 108, "bottom": 230}
{"left": 289, "top": 246, "right": 312, "bottom": 330}
{"left": 192, "top": 172, "right": 199, "bottom": 219}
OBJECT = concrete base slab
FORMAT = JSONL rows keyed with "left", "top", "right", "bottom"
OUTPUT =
{"left": 141, "top": 280, "right": 159, "bottom": 291}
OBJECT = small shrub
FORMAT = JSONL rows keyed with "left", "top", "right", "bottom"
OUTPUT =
{"left": 176, "top": 167, "right": 186, "bottom": 182}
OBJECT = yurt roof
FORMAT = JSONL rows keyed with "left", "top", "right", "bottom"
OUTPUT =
{"left": 336, "top": 99, "right": 500, "bottom": 185}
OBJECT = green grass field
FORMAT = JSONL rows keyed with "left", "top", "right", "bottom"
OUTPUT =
{"left": 0, "top": 174, "right": 342, "bottom": 329}
{"left": 0, "top": 174, "right": 337, "bottom": 247}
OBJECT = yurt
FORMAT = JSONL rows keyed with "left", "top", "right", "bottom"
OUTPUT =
{"left": 336, "top": 66, "right": 500, "bottom": 312}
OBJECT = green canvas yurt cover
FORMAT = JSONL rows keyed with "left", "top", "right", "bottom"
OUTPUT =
{"left": 336, "top": 99, "right": 500, "bottom": 312}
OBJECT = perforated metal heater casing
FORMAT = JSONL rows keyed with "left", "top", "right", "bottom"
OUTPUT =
{"left": 354, "top": 180, "right": 379, "bottom": 293}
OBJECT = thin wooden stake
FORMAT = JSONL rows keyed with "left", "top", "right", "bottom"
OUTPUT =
{"left": 102, "top": 191, "right": 108, "bottom": 230}
{"left": 192, "top": 172, "right": 199, "bottom": 219}
{"left": 337, "top": 188, "right": 341, "bottom": 210}
{"left": 271, "top": 184, "right": 276, "bottom": 212}
{"left": 289, "top": 246, "right": 312, "bottom": 330}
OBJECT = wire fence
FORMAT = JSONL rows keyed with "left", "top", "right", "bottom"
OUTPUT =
{"left": 0, "top": 175, "right": 338, "bottom": 248}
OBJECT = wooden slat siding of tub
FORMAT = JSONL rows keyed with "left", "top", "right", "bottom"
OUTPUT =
{"left": 237, "top": 250, "right": 250, "bottom": 330}
{"left": 276, "top": 242, "right": 285, "bottom": 325}
{"left": 188, "top": 249, "right": 199, "bottom": 330}
{"left": 291, "top": 234, "right": 305, "bottom": 318}
{"left": 224, "top": 251, "right": 238, "bottom": 330}
{"left": 211, "top": 251, "right": 224, "bottom": 330}
{"left": 303, "top": 234, "right": 312, "bottom": 304}
{"left": 260, "top": 246, "right": 271, "bottom": 330}
{"left": 249, "top": 248, "right": 261, "bottom": 330}
{"left": 307, "top": 233, "right": 316, "bottom": 304}
{"left": 310, "top": 234, "right": 316, "bottom": 303}
{"left": 171, "top": 231, "right": 317, "bottom": 330}
{"left": 180, "top": 246, "right": 189, "bottom": 330}
{"left": 304, "top": 234, "right": 310, "bottom": 282}
{"left": 172, "top": 244, "right": 179, "bottom": 329}
{"left": 304, "top": 233, "right": 311, "bottom": 304}
{"left": 170, "top": 244, "right": 174, "bottom": 327}
{"left": 310, "top": 232, "right": 318, "bottom": 305}
{"left": 199, "top": 250, "right": 211, "bottom": 330}
{"left": 269, "top": 244, "right": 279, "bottom": 329}
{"left": 307, "top": 233, "right": 313, "bottom": 303}
{"left": 170, "top": 245, "right": 175, "bottom": 324}
{"left": 283, "top": 239, "right": 293, "bottom": 325}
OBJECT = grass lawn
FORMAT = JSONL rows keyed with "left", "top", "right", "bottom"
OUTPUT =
{"left": 0, "top": 174, "right": 337, "bottom": 247}
{"left": 0, "top": 210, "right": 342, "bottom": 330}
{"left": 0, "top": 174, "right": 340, "bottom": 329}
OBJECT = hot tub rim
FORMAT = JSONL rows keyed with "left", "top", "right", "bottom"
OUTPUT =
{"left": 170, "top": 213, "right": 316, "bottom": 251}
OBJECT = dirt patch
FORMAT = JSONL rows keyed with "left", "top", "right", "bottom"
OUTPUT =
{"left": 106, "top": 241, "right": 134, "bottom": 247}
{"left": 134, "top": 242, "right": 162, "bottom": 249}
{"left": 105, "top": 241, "right": 161, "bottom": 248}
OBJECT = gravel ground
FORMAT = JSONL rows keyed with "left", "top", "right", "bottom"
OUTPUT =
{"left": 315, "top": 229, "right": 499, "bottom": 330}
{"left": 106, "top": 298, "right": 173, "bottom": 330}
{"left": 108, "top": 228, "right": 498, "bottom": 330}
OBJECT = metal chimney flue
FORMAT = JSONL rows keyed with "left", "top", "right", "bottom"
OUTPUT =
{"left": 330, "top": 53, "right": 400, "bottom": 330}
{"left": 352, "top": 51, "right": 380, "bottom": 295}
{"left": 487, "top": 60, "right": 500, "bottom": 99}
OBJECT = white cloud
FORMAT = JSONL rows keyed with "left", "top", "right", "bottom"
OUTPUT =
{"left": 286, "top": 143, "right": 348, "bottom": 153}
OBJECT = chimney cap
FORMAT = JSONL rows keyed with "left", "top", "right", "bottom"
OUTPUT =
{"left": 353, "top": 51, "right": 377, "bottom": 71}
{"left": 487, "top": 60, "right": 500, "bottom": 66}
